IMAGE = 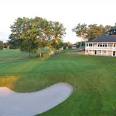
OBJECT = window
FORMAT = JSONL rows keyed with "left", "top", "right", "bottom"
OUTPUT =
{"left": 113, "top": 51, "right": 115, "bottom": 56}
{"left": 105, "top": 44, "right": 107, "bottom": 47}
{"left": 100, "top": 44, "right": 102, "bottom": 47}
{"left": 89, "top": 43, "right": 92, "bottom": 47}
{"left": 103, "top": 43, "right": 107, "bottom": 47}
{"left": 114, "top": 44, "right": 116, "bottom": 47}
{"left": 108, "top": 43, "right": 112, "bottom": 47}
{"left": 98, "top": 43, "right": 102, "bottom": 47}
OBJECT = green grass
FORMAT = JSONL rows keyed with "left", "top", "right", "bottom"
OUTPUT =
{"left": 0, "top": 49, "right": 116, "bottom": 116}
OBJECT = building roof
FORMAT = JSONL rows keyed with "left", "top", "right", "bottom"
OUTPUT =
{"left": 89, "top": 35, "right": 116, "bottom": 42}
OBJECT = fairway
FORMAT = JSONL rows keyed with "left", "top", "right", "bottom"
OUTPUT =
{"left": 0, "top": 49, "right": 116, "bottom": 116}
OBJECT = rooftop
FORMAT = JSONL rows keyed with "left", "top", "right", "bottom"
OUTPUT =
{"left": 89, "top": 35, "right": 116, "bottom": 42}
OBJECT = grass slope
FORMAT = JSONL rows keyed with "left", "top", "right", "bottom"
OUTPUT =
{"left": 0, "top": 49, "right": 116, "bottom": 116}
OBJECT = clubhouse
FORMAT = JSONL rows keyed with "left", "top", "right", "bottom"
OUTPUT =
{"left": 85, "top": 35, "right": 116, "bottom": 57}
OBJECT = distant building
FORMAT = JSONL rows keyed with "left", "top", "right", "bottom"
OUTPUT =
{"left": 85, "top": 35, "right": 116, "bottom": 57}
{"left": 72, "top": 38, "right": 88, "bottom": 50}
{"left": 72, "top": 44, "right": 77, "bottom": 49}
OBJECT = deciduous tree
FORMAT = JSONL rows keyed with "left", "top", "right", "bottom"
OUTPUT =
{"left": 9, "top": 17, "right": 66, "bottom": 57}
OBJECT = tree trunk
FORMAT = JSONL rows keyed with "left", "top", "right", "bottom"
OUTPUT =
{"left": 39, "top": 52, "right": 42, "bottom": 57}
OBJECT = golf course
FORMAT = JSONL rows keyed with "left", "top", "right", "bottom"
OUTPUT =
{"left": 0, "top": 49, "right": 116, "bottom": 116}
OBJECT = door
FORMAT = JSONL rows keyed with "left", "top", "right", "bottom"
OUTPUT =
{"left": 113, "top": 51, "right": 115, "bottom": 56}
{"left": 95, "top": 50, "right": 97, "bottom": 55}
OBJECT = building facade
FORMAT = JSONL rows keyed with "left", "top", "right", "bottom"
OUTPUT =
{"left": 85, "top": 35, "right": 116, "bottom": 56}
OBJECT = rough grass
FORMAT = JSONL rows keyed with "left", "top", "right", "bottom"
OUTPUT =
{"left": 0, "top": 49, "right": 116, "bottom": 116}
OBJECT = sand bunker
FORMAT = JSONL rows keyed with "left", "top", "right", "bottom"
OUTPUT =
{"left": 0, "top": 83, "right": 73, "bottom": 116}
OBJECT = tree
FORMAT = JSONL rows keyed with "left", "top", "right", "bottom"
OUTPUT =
{"left": 72, "top": 23, "right": 87, "bottom": 39}
{"left": 108, "top": 25, "right": 116, "bottom": 35}
{"left": 50, "top": 21, "right": 66, "bottom": 49}
{"left": 9, "top": 17, "right": 66, "bottom": 57}
{"left": 86, "top": 24, "right": 106, "bottom": 40}
{"left": 73, "top": 23, "right": 110, "bottom": 41}
{"left": 62, "top": 42, "right": 72, "bottom": 49}
{"left": 0, "top": 41, "right": 3, "bottom": 50}
{"left": 104, "top": 25, "right": 112, "bottom": 33}
{"left": 8, "top": 35, "right": 21, "bottom": 49}
{"left": 51, "top": 38, "right": 63, "bottom": 50}
{"left": 3, "top": 42, "right": 10, "bottom": 49}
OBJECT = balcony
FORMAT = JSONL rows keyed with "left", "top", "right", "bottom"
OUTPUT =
{"left": 85, "top": 42, "right": 116, "bottom": 51}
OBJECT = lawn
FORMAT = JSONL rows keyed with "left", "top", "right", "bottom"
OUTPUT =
{"left": 0, "top": 49, "right": 116, "bottom": 116}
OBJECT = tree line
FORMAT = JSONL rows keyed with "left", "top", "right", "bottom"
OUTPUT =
{"left": 1, "top": 17, "right": 116, "bottom": 55}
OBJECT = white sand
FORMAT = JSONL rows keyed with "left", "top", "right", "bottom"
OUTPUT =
{"left": 0, "top": 83, "right": 73, "bottom": 116}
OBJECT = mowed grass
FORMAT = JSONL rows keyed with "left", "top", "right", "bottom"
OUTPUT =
{"left": 0, "top": 49, "right": 116, "bottom": 116}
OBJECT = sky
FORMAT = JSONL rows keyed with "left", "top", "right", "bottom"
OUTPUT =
{"left": 0, "top": 0, "right": 116, "bottom": 43}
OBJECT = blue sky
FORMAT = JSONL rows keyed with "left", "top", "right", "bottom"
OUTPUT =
{"left": 0, "top": 0, "right": 116, "bottom": 43}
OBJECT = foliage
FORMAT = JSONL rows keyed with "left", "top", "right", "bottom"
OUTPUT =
{"left": 9, "top": 17, "right": 66, "bottom": 56}
{"left": 108, "top": 24, "right": 116, "bottom": 35}
{"left": 3, "top": 42, "right": 9, "bottom": 49}
{"left": 76, "top": 41, "right": 85, "bottom": 48}
{"left": 63, "top": 42, "right": 72, "bottom": 49}
{"left": 72, "top": 23, "right": 87, "bottom": 38}
{"left": 73, "top": 23, "right": 112, "bottom": 40}
{"left": 87, "top": 24, "right": 106, "bottom": 40}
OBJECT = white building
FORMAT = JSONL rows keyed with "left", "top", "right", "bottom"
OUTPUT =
{"left": 85, "top": 35, "right": 116, "bottom": 57}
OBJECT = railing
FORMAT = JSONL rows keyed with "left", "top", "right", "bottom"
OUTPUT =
{"left": 85, "top": 46, "right": 116, "bottom": 51}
